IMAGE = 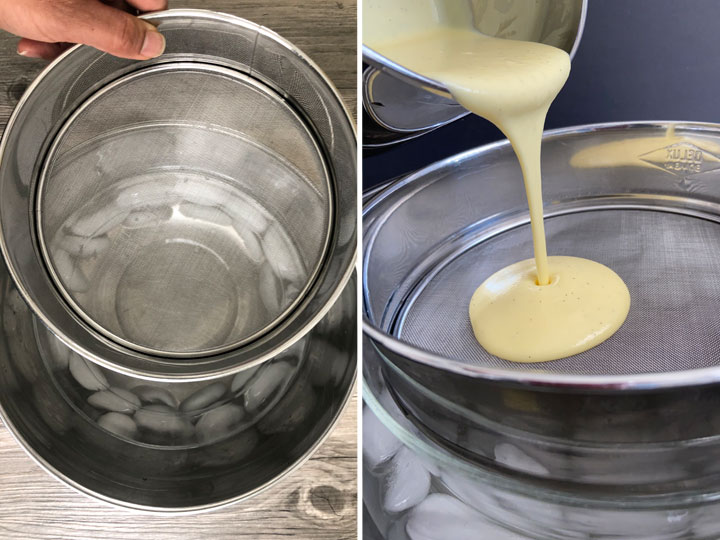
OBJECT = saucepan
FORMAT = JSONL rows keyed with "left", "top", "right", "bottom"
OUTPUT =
{"left": 361, "top": 0, "right": 586, "bottom": 146}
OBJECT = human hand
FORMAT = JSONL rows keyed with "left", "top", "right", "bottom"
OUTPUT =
{"left": 0, "top": 0, "right": 168, "bottom": 60}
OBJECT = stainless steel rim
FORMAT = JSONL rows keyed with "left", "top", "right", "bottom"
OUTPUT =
{"left": 361, "top": 66, "right": 470, "bottom": 136}
{"left": 362, "top": 44, "right": 451, "bottom": 99}
{"left": 362, "top": 120, "right": 720, "bottom": 391}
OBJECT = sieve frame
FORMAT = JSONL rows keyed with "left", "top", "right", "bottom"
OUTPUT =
{"left": 0, "top": 9, "right": 356, "bottom": 381}
{"left": 363, "top": 120, "right": 720, "bottom": 392}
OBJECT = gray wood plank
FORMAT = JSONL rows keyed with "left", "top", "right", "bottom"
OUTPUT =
{"left": 0, "top": 0, "right": 357, "bottom": 537}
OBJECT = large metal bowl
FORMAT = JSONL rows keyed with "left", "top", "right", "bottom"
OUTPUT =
{"left": 0, "top": 263, "right": 356, "bottom": 512}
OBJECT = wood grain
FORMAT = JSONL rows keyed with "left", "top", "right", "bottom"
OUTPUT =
{"left": 0, "top": 1, "right": 357, "bottom": 538}
{"left": 0, "top": 0, "right": 357, "bottom": 127}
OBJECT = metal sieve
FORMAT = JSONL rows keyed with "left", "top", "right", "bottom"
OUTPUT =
{"left": 0, "top": 10, "right": 356, "bottom": 379}
{"left": 363, "top": 122, "right": 720, "bottom": 486}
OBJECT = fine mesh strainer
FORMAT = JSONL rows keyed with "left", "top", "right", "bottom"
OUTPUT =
{"left": 38, "top": 64, "right": 329, "bottom": 357}
{"left": 363, "top": 122, "right": 720, "bottom": 486}
{"left": 0, "top": 10, "right": 355, "bottom": 379}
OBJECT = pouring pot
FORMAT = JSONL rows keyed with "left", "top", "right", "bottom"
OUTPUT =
{"left": 362, "top": 0, "right": 587, "bottom": 147}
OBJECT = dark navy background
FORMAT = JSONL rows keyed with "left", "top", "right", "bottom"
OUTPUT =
{"left": 363, "top": 0, "right": 720, "bottom": 188}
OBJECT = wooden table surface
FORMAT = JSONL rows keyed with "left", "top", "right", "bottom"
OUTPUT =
{"left": 0, "top": 1, "right": 358, "bottom": 538}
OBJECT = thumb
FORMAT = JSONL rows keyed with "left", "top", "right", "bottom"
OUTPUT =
{"left": 63, "top": 2, "right": 165, "bottom": 60}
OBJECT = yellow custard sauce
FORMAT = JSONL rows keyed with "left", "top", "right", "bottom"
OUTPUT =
{"left": 365, "top": 0, "right": 631, "bottom": 363}
{"left": 469, "top": 257, "right": 630, "bottom": 363}
{"left": 570, "top": 125, "right": 720, "bottom": 172}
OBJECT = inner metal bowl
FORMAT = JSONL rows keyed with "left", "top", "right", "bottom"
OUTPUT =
{"left": 0, "top": 263, "right": 356, "bottom": 512}
{"left": 0, "top": 9, "right": 356, "bottom": 380}
{"left": 363, "top": 121, "right": 720, "bottom": 487}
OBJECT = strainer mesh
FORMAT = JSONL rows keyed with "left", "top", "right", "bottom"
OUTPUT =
{"left": 38, "top": 65, "right": 331, "bottom": 356}
{"left": 397, "top": 208, "right": 720, "bottom": 376}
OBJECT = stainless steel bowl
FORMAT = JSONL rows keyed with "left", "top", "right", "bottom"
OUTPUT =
{"left": 0, "top": 9, "right": 356, "bottom": 380}
{"left": 363, "top": 121, "right": 720, "bottom": 488}
{"left": 0, "top": 262, "right": 356, "bottom": 512}
{"left": 362, "top": 0, "right": 586, "bottom": 146}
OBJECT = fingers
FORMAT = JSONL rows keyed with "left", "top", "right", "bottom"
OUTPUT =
{"left": 5, "top": 0, "right": 167, "bottom": 61}
{"left": 17, "top": 38, "right": 70, "bottom": 60}
{"left": 125, "top": 0, "right": 168, "bottom": 12}
{"left": 58, "top": 1, "right": 166, "bottom": 59}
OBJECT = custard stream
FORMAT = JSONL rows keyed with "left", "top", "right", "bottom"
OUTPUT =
{"left": 365, "top": 1, "right": 630, "bottom": 363}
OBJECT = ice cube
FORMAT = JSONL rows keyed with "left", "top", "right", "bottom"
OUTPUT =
{"left": 70, "top": 209, "right": 128, "bottom": 237}
{"left": 55, "top": 233, "right": 110, "bottom": 259}
{"left": 45, "top": 330, "right": 71, "bottom": 370}
{"left": 88, "top": 387, "right": 141, "bottom": 413}
{"left": 225, "top": 196, "right": 268, "bottom": 234}
{"left": 259, "top": 269, "right": 281, "bottom": 314}
{"left": 52, "top": 249, "right": 89, "bottom": 293}
{"left": 179, "top": 382, "right": 227, "bottom": 413}
{"left": 116, "top": 182, "right": 177, "bottom": 208}
{"left": 406, "top": 494, "right": 525, "bottom": 540}
{"left": 178, "top": 202, "right": 233, "bottom": 226}
{"left": 134, "top": 404, "right": 193, "bottom": 440}
{"left": 98, "top": 412, "right": 138, "bottom": 440}
{"left": 122, "top": 209, "right": 166, "bottom": 229}
{"left": 233, "top": 225, "right": 264, "bottom": 263}
{"left": 68, "top": 353, "right": 107, "bottom": 391}
{"left": 384, "top": 447, "right": 431, "bottom": 513}
{"left": 263, "top": 223, "right": 304, "bottom": 283}
{"left": 196, "top": 403, "right": 245, "bottom": 443}
{"left": 230, "top": 364, "right": 261, "bottom": 394}
{"left": 244, "top": 360, "right": 293, "bottom": 414}
{"left": 132, "top": 385, "right": 178, "bottom": 408}
{"left": 494, "top": 443, "right": 549, "bottom": 476}
{"left": 363, "top": 407, "right": 402, "bottom": 471}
